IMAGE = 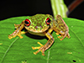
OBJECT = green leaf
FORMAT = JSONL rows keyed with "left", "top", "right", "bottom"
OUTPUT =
{"left": 0, "top": 16, "right": 84, "bottom": 63}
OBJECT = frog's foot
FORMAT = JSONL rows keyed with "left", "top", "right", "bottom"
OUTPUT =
{"left": 18, "top": 32, "right": 24, "bottom": 38}
{"left": 19, "top": 31, "right": 28, "bottom": 38}
{"left": 56, "top": 33, "right": 62, "bottom": 40}
{"left": 14, "top": 24, "right": 20, "bottom": 29}
{"left": 8, "top": 31, "right": 28, "bottom": 39}
{"left": 32, "top": 42, "right": 45, "bottom": 56}
{"left": 56, "top": 33, "right": 70, "bottom": 40}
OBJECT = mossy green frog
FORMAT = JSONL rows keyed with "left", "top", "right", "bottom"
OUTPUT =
{"left": 8, "top": 14, "right": 70, "bottom": 56}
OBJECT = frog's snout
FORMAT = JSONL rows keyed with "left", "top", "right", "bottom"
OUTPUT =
{"left": 35, "top": 26, "right": 43, "bottom": 29}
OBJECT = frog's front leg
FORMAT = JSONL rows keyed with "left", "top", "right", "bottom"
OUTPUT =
{"left": 32, "top": 30, "right": 54, "bottom": 56}
{"left": 8, "top": 21, "right": 27, "bottom": 39}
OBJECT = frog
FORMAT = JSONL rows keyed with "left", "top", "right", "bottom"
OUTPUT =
{"left": 8, "top": 14, "right": 70, "bottom": 56}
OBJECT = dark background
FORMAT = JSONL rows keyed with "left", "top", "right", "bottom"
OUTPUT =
{"left": 0, "top": 0, "right": 84, "bottom": 21}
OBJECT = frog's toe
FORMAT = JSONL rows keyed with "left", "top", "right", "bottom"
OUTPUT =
{"left": 33, "top": 49, "right": 45, "bottom": 56}
{"left": 37, "top": 42, "right": 43, "bottom": 46}
{"left": 32, "top": 50, "right": 39, "bottom": 55}
{"left": 56, "top": 33, "right": 62, "bottom": 39}
{"left": 8, "top": 35, "right": 16, "bottom": 39}
{"left": 19, "top": 35, "right": 23, "bottom": 38}
{"left": 33, "top": 52, "right": 37, "bottom": 55}
{"left": 14, "top": 24, "right": 20, "bottom": 29}
{"left": 42, "top": 53, "right": 45, "bottom": 56}
{"left": 32, "top": 42, "right": 43, "bottom": 50}
{"left": 32, "top": 42, "right": 45, "bottom": 56}
{"left": 32, "top": 47, "right": 35, "bottom": 50}
{"left": 8, "top": 35, "right": 13, "bottom": 39}
{"left": 57, "top": 36, "right": 61, "bottom": 38}
{"left": 18, "top": 34, "right": 23, "bottom": 38}
{"left": 32, "top": 47, "right": 40, "bottom": 50}
{"left": 18, "top": 31, "right": 28, "bottom": 38}
{"left": 21, "top": 31, "right": 28, "bottom": 34}
{"left": 56, "top": 33, "right": 59, "bottom": 35}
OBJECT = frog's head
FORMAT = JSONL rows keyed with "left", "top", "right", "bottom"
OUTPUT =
{"left": 24, "top": 14, "right": 53, "bottom": 33}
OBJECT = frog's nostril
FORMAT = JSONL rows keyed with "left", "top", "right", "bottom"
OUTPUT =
{"left": 35, "top": 26, "right": 38, "bottom": 29}
{"left": 35, "top": 26, "right": 42, "bottom": 29}
{"left": 40, "top": 26, "right": 43, "bottom": 28}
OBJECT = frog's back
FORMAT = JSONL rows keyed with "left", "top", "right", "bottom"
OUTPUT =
{"left": 29, "top": 14, "right": 53, "bottom": 25}
{"left": 29, "top": 14, "right": 47, "bottom": 23}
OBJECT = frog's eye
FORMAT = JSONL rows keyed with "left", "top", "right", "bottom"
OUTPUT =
{"left": 25, "top": 19, "right": 31, "bottom": 26}
{"left": 45, "top": 18, "right": 51, "bottom": 25}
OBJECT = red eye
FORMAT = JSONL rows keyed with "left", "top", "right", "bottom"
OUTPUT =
{"left": 25, "top": 19, "right": 31, "bottom": 26}
{"left": 45, "top": 18, "right": 51, "bottom": 25}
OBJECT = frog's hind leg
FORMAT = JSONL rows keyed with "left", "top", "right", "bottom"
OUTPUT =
{"left": 53, "top": 15, "right": 70, "bottom": 40}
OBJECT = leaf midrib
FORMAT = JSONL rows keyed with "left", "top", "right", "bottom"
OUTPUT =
{"left": 0, "top": 37, "right": 19, "bottom": 63}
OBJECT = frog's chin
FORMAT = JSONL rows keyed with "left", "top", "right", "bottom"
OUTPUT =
{"left": 25, "top": 26, "right": 49, "bottom": 33}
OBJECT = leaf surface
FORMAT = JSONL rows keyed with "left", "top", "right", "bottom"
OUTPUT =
{"left": 0, "top": 16, "right": 84, "bottom": 63}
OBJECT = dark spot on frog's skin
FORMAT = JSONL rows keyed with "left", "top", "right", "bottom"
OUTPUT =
{"left": 73, "top": 60, "right": 76, "bottom": 62}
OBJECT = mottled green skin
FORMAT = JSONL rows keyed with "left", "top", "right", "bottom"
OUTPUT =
{"left": 25, "top": 14, "right": 54, "bottom": 35}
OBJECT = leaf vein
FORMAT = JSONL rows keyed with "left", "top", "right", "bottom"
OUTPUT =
{"left": 70, "top": 29, "right": 84, "bottom": 47}
{"left": 0, "top": 37, "right": 19, "bottom": 63}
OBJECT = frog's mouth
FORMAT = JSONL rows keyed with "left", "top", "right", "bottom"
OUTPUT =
{"left": 25, "top": 25, "right": 50, "bottom": 33}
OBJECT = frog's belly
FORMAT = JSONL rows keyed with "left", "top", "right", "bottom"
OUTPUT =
{"left": 28, "top": 30, "right": 45, "bottom": 36}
